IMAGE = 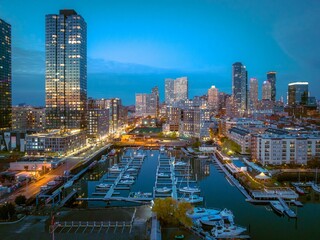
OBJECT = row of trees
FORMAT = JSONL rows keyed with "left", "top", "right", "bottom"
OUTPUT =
{"left": 0, "top": 195, "right": 26, "bottom": 221}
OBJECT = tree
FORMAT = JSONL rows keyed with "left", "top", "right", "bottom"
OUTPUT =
{"left": 0, "top": 203, "right": 15, "bottom": 221}
{"left": 152, "top": 197, "right": 193, "bottom": 227}
{"left": 15, "top": 195, "right": 27, "bottom": 205}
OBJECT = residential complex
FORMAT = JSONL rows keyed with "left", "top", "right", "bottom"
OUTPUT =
{"left": 45, "top": 10, "right": 87, "bottom": 130}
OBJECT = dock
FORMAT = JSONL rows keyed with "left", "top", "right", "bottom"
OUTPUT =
{"left": 278, "top": 197, "right": 297, "bottom": 218}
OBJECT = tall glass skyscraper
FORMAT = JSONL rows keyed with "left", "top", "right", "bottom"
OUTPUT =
{"left": 288, "top": 82, "right": 309, "bottom": 106}
{"left": 45, "top": 10, "right": 87, "bottom": 130}
{"left": 0, "top": 18, "right": 11, "bottom": 130}
{"left": 232, "top": 62, "right": 247, "bottom": 113}
{"left": 165, "top": 77, "right": 188, "bottom": 105}
{"left": 267, "top": 71, "right": 276, "bottom": 101}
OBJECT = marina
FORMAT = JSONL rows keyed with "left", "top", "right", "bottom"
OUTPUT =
{"left": 70, "top": 147, "right": 320, "bottom": 240}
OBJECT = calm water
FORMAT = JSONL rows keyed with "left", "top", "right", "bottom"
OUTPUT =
{"left": 77, "top": 148, "right": 320, "bottom": 240}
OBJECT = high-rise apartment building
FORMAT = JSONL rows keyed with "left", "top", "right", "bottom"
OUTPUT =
{"left": 288, "top": 82, "right": 309, "bottom": 106}
{"left": 135, "top": 87, "right": 159, "bottom": 117}
{"left": 249, "top": 78, "right": 258, "bottom": 110}
{"left": 267, "top": 71, "right": 276, "bottom": 101}
{"left": 208, "top": 85, "right": 218, "bottom": 111}
{"left": 0, "top": 18, "right": 12, "bottom": 130}
{"left": 174, "top": 77, "right": 188, "bottom": 102}
{"left": 262, "top": 80, "right": 272, "bottom": 100}
{"left": 45, "top": 10, "right": 87, "bottom": 130}
{"left": 232, "top": 62, "right": 248, "bottom": 113}
{"left": 165, "top": 77, "right": 188, "bottom": 105}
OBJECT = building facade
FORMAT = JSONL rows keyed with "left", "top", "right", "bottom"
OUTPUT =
{"left": 12, "top": 106, "right": 46, "bottom": 131}
{"left": 45, "top": 10, "right": 87, "bottom": 130}
{"left": 252, "top": 133, "right": 320, "bottom": 165}
{"left": 232, "top": 62, "right": 248, "bottom": 114}
{"left": 288, "top": 82, "right": 309, "bottom": 106}
{"left": 208, "top": 85, "right": 218, "bottom": 112}
{"left": 262, "top": 80, "right": 272, "bottom": 100}
{"left": 165, "top": 77, "right": 188, "bottom": 105}
{"left": 267, "top": 71, "right": 276, "bottom": 101}
{"left": 249, "top": 78, "right": 258, "bottom": 110}
{"left": 0, "top": 18, "right": 11, "bottom": 130}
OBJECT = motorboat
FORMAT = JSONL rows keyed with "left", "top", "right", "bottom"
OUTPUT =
{"left": 157, "top": 172, "right": 170, "bottom": 178}
{"left": 211, "top": 223, "right": 247, "bottom": 238}
{"left": 294, "top": 185, "right": 305, "bottom": 195}
{"left": 180, "top": 194, "right": 203, "bottom": 203}
{"left": 270, "top": 201, "right": 285, "bottom": 215}
{"left": 96, "top": 183, "right": 111, "bottom": 189}
{"left": 108, "top": 165, "right": 122, "bottom": 172}
{"left": 174, "top": 161, "right": 188, "bottom": 166}
{"left": 187, "top": 207, "right": 221, "bottom": 219}
{"left": 122, "top": 174, "right": 135, "bottom": 180}
{"left": 126, "top": 167, "right": 138, "bottom": 172}
{"left": 199, "top": 214, "right": 223, "bottom": 227}
{"left": 156, "top": 187, "right": 172, "bottom": 193}
{"left": 312, "top": 183, "right": 320, "bottom": 194}
{"left": 197, "top": 155, "right": 209, "bottom": 159}
{"left": 160, "top": 146, "right": 165, "bottom": 152}
{"left": 179, "top": 186, "right": 201, "bottom": 194}
{"left": 120, "top": 179, "right": 135, "bottom": 185}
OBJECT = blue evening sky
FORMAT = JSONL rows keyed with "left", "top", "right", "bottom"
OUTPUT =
{"left": 1, "top": 0, "right": 319, "bottom": 105}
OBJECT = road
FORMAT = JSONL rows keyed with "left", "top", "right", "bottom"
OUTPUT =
{"left": 1, "top": 144, "right": 108, "bottom": 203}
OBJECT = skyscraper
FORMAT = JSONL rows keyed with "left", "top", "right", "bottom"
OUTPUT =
{"left": 208, "top": 85, "right": 218, "bottom": 111}
{"left": 0, "top": 18, "right": 11, "bottom": 130}
{"left": 165, "top": 77, "right": 188, "bottom": 105}
{"left": 165, "top": 78, "right": 175, "bottom": 105}
{"left": 288, "top": 82, "right": 309, "bottom": 106}
{"left": 45, "top": 10, "right": 87, "bottom": 130}
{"left": 174, "top": 77, "right": 188, "bottom": 102}
{"left": 232, "top": 62, "right": 248, "bottom": 113}
{"left": 249, "top": 78, "right": 258, "bottom": 110}
{"left": 262, "top": 80, "right": 272, "bottom": 100}
{"left": 267, "top": 71, "right": 276, "bottom": 101}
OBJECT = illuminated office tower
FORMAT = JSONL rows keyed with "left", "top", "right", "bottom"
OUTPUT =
{"left": 232, "top": 62, "right": 248, "bottom": 113}
{"left": 0, "top": 18, "right": 11, "bottom": 130}
{"left": 208, "top": 85, "right": 218, "bottom": 111}
{"left": 262, "top": 80, "right": 272, "bottom": 100}
{"left": 288, "top": 82, "right": 309, "bottom": 106}
{"left": 45, "top": 10, "right": 87, "bottom": 130}
{"left": 267, "top": 71, "right": 276, "bottom": 101}
{"left": 165, "top": 77, "right": 188, "bottom": 105}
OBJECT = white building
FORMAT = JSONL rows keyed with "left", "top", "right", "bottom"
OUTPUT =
{"left": 252, "top": 133, "right": 320, "bottom": 165}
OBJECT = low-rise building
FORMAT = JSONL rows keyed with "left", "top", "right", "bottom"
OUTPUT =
{"left": 251, "top": 133, "right": 320, "bottom": 165}
{"left": 26, "top": 129, "right": 86, "bottom": 155}
{"left": 228, "top": 127, "right": 251, "bottom": 154}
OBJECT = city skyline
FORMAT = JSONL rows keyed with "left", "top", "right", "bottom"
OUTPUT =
{"left": 1, "top": 0, "right": 320, "bottom": 105}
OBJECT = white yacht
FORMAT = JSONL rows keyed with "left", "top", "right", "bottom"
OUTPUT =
{"left": 179, "top": 186, "right": 201, "bottom": 194}
{"left": 155, "top": 186, "right": 172, "bottom": 193}
{"left": 122, "top": 174, "right": 135, "bottom": 180}
{"left": 108, "top": 165, "right": 122, "bottom": 172}
{"left": 174, "top": 161, "right": 188, "bottom": 166}
{"left": 157, "top": 172, "right": 170, "bottom": 178}
{"left": 96, "top": 183, "right": 111, "bottom": 189}
{"left": 120, "top": 179, "right": 135, "bottom": 185}
{"left": 187, "top": 207, "right": 221, "bottom": 219}
{"left": 270, "top": 201, "right": 285, "bottom": 215}
{"left": 312, "top": 183, "right": 320, "bottom": 193}
{"left": 211, "top": 223, "right": 247, "bottom": 238}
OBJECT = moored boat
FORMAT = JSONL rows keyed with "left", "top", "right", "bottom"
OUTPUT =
{"left": 120, "top": 179, "right": 135, "bottom": 185}
{"left": 108, "top": 165, "right": 122, "bottom": 172}
{"left": 180, "top": 194, "right": 203, "bottom": 203}
{"left": 179, "top": 186, "right": 201, "bottom": 194}
{"left": 156, "top": 186, "right": 172, "bottom": 193}
{"left": 211, "top": 223, "right": 247, "bottom": 238}
{"left": 270, "top": 201, "right": 285, "bottom": 215}
{"left": 96, "top": 183, "right": 111, "bottom": 189}
{"left": 157, "top": 172, "right": 170, "bottom": 178}
{"left": 187, "top": 207, "right": 221, "bottom": 219}
{"left": 312, "top": 183, "right": 320, "bottom": 194}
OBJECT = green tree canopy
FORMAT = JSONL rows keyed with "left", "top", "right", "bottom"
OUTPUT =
{"left": 152, "top": 197, "right": 193, "bottom": 227}
{"left": 15, "top": 195, "right": 27, "bottom": 205}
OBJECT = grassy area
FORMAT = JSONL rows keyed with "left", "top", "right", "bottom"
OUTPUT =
{"left": 220, "top": 137, "right": 241, "bottom": 155}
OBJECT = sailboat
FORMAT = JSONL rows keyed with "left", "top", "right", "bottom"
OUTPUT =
{"left": 312, "top": 168, "right": 320, "bottom": 193}
{"left": 178, "top": 160, "right": 201, "bottom": 193}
